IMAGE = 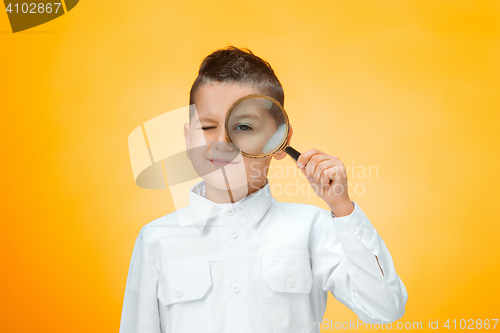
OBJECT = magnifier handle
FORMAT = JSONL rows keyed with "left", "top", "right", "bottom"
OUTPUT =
{"left": 285, "top": 146, "right": 301, "bottom": 162}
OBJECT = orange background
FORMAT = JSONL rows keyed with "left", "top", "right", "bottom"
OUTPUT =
{"left": 1, "top": 1, "right": 499, "bottom": 332}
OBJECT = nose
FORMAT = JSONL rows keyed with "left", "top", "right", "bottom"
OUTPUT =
{"left": 206, "top": 123, "right": 234, "bottom": 153}
{"left": 215, "top": 124, "right": 229, "bottom": 143}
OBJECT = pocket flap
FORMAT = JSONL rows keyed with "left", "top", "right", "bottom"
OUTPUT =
{"left": 158, "top": 261, "right": 212, "bottom": 305}
{"left": 262, "top": 257, "right": 313, "bottom": 293}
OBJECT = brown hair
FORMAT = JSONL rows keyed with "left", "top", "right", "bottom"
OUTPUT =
{"left": 189, "top": 45, "right": 284, "bottom": 121}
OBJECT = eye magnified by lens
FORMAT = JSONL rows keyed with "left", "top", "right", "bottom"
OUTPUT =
{"left": 225, "top": 94, "right": 301, "bottom": 160}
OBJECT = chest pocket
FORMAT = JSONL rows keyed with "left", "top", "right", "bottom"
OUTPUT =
{"left": 158, "top": 261, "right": 213, "bottom": 333}
{"left": 262, "top": 257, "right": 315, "bottom": 333}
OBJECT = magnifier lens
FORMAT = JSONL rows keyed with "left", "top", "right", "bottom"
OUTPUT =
{"left": 227, "top": 96, "right": 288, "bottom": 157}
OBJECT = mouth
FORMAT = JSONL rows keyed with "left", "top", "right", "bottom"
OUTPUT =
{"left": 209, "top": 158, "right": 239, "bottom": 166}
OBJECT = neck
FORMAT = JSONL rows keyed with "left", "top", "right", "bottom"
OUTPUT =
{"left": 205, "top": 178, "right": 267, "bottom": 204}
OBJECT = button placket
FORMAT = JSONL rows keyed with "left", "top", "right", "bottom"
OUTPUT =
{"left": 225, "top": 209, "right": 242, "bottom": 241}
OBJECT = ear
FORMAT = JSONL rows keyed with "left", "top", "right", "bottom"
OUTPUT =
{"left": 273, "top": 150, "right": 287, "bottom": 160}
{"left": 273, "top": 123, "right": 294, "bottom": 161}
{"left": 183, "top": 122, "right": 191, "bottom": 160}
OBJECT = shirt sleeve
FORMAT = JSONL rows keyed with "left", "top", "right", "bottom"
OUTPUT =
{"left": 310, "top": 201, "right": 408, "bottom": 324}
{"left": 119, "top": 228, "right": 161, "bottom": 333}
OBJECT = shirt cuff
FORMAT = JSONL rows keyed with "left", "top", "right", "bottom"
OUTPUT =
{"left": 330, "top": 201, "right": 377, "bottom": 251}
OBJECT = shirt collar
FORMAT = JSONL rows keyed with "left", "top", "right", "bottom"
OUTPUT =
{"left": 180, "top": 180, "right": 274, "bottom": 231}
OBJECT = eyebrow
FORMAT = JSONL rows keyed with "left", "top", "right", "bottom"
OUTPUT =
{"left": 195, "top": 116, "right": 219, "bottom": 124}
{"left": 230, "top": 113, "right": 261, "bottom": 122}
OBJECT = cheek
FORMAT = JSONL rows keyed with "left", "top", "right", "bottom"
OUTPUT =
{"left": 189, "top": 131, "right": 208, "bottom": 148}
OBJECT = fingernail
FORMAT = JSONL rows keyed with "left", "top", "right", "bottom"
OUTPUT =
{"left": 297, "top": 163, "right": 303, "bottom": 168}
{"left": 308, "top": 177, "right": 313, "bottom": 181}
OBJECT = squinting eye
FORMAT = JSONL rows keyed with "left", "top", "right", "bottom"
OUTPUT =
{"left": 202, "top": 126, "right": 217, "bottom": 130}
{"left": 234, "top": 124, "right": 252, "bottom": 131}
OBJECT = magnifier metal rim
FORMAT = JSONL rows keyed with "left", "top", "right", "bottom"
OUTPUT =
{"left": 224, "top": 94, "right": 290, "bottom": 159}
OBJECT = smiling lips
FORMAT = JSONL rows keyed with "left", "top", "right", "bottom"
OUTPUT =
{"left": 209, "top": 158, "right": 238, "bottom": 166}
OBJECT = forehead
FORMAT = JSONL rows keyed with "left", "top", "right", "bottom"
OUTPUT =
{"left": 193, "top": 82, "right": 260, "bottom": 121}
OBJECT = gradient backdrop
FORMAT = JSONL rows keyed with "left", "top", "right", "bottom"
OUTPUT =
{"left": 1, "top": 0, "right": 499, "bottom": 332}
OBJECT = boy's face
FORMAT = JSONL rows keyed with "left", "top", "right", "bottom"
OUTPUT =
{"left": 184, "top": 82, "right": 287, "bottom": 193}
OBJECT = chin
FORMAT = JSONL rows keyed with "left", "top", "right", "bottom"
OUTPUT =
{"left": 202, "top": 168, "right": 250, "bottom": 191}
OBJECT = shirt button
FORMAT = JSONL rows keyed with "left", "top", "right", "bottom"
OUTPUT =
{"left": 174, "top": 288, "right": 183, "bottom": 298}
{"left": 231, "top": 284, "right": 241, "bottom": 293}
{"left": 230, "top": 230, "right": 239, "bottom": 238}
{"left": 355, "top": 226, "right": 364, "bottom": 236}
{"left": 287, "top": 278, "right": 296, "bottom": 288}
{"left": 227, "top": 208, "right": 235, "bottom": 216}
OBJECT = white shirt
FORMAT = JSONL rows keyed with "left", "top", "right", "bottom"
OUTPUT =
{"left": 119, "top": 180, "right": 408, "bottom": 333}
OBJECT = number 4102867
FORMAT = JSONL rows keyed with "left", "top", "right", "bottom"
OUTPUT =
{"left": 5, "top": 3, "right": 62, "bottom": 14}
{"left": 444, "top": 319, "right": 498, "bottom": 329}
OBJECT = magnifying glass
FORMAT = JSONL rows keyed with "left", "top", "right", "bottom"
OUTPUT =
{"left": 224, "top": 94, "right": 301, "bottom": 161}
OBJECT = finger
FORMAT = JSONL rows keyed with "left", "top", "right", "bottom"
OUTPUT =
{"left": 313, "top": 159, "right": 334, "bottom": 186}
{"left": 296, "top": 148, "right": 324, "bottom": 169}
{"left": 319, "top": 165, "right": 341, "bottom": 188}
{"left": 305, "top": 153, "right": 330, "bottom": 180}
{"left": 325, "top": 165, "right": 349, "bottom": 195}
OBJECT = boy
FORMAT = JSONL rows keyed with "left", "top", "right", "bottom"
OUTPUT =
{"left": 119, "top": 46, "right": 408, "bottom": 333}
